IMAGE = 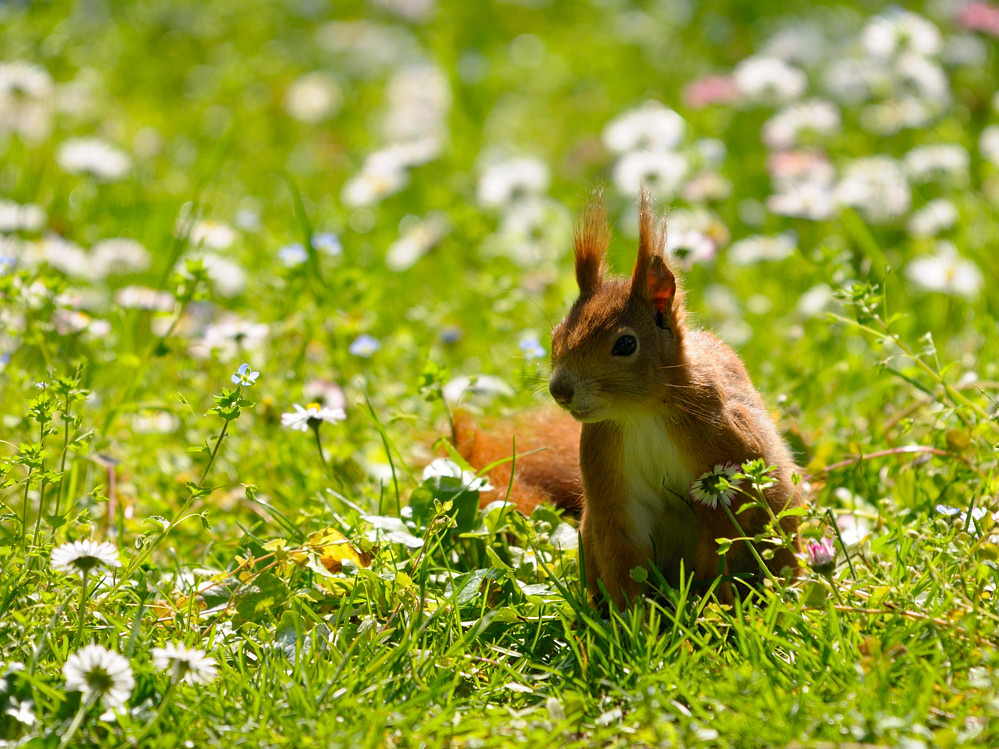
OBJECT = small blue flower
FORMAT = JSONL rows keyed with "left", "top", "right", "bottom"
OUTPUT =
{"left": 277, "top": 243, "right": 308, "bottom": 267}
{"left": 231, "top": 363, "right": 260, "bottom": 386}
{"left": 312, "top": 232, "right": 342, "bottom": 257}
{"left": 348, "top": 334, "right": 380, "bottom": 358}
{"left": 518, "top": 334, "right": 545, "bottom": 360}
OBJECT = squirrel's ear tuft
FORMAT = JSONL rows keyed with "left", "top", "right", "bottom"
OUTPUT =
{"left": 574, "top": 191, "right": 610, "bottom": 296}
{"left": 631, "top": 188, "right": 674, "bottom": 313}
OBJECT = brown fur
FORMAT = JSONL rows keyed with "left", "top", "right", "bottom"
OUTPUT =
{"left": 453, "top": 409, "right": 584, "bottom": 515}
{"left": 549, "top": 190, "right": 802, "bottom": 609}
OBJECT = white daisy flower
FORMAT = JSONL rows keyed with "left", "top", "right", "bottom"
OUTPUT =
{"left": 761, "top": 100, "right": 840, "bottom": 151}
{"left": 91, "top": 238, "right": 151, "bottom": 276}
{"left": 906, "top": 199, "right": 957, "bottom": 238}
{"left": 477, "top": 156, "right": 550, "bottom": 209}
{"left": 603, "top": 102, "right": 686, "bottom": 154}
{"left": 63, "top": 644, "right": 134, "bottom": 709}
{"left": 727, "top": 233, "right": 797, "bottom": 266}
{"left": 441, "top": 374, "right": 513, "bottom": 404}
{"left": 386, "top": 212, "right": 450, "bottom": 272}
{"left": 0, "top": 61, "right": 53, "bottom": 99}
{"left": 903, "top": 144, "right": 969, "bottom": 185}
{"left": 56, "top": 138, "right": 132, "bottom": 181}
{"left": 51, "top": 540, "right": 121, "bottom": 576}
{"left": 732, "top": 56, "right": 807, "bottom": 105}
{"left": 611, "top": 150, "right": 689, "bottom": 200}
{"left": 835, "top": 156, "right": 910, "bottom": 224}
{"left": 767, "top": 179, "right": 837, "bottom": 221}
{"left": 284, "top": 72, "right": 342, "bottom": 123}
{"left": 861, "top": 9, "right": 941, "bottom": 60}
{"left": 422, "top": 458, "right": 493, "bottom": 493}
{"left": 341, "top": 160, "right": 409, "bottom": 207}
{"left": 151, "top": 642, "right": 218, "bottom": 685}
{"left": 113, "top": 285, "right": 176, "bottom": 311}
{"left": 980, "top": 125, "right": 999, "bottom": 166}
{"left": 0, "top": 200, "right": 46, "bottom": 233}
{"left": 4, "top": 697, "right": 35, "bottom": 727}
{"left": 189, "top": 220, "right": 238, "bottom": 250}
{"left": 905, "top": 241, "right": 983, "bottom": 300}
{"left": 281, "top": 402, "right": 347, "bottom": 432}
{"left": 689, "top": 464, "right": 741, "bottom": 510}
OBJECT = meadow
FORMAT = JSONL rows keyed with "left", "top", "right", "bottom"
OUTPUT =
{"left": 1, "top": 0, "right": 998, "bottom": 746}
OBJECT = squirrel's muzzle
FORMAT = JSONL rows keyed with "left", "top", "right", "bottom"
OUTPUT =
{"left": 548, "top": 372, "right": 575, "bottom": 407}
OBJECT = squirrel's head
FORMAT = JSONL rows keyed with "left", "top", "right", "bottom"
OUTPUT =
{"left": 549, "top": 190, "right": 686, "bottom": 423}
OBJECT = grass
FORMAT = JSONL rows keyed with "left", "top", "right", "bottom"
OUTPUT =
{"left": 1, "top": 0, "right": 998, "bottom": 746}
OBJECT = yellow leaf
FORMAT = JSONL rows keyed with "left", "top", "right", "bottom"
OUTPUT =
{"left": 301, "top": 526, "right": 371, "bottom": 574}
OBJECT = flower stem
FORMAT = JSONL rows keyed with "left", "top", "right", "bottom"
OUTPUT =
{"left": 101, "top": 416, "right": 233, "bottom": 601}
{"left": 721, "top": 503, "right": 779, "bottom": 589}
{"left": 140, "top": 678, "right": 178, "bottom": 742}
{"left": 58, "top": 697, "right": 92, "bottom": 749}
{"left": 311, "top": 424, "right": 327, "bottom": 466}
{"left": 74, "top": 569, "right": 89, "bottom": 648}
{"left": 20, "top": 466, "right": 32, "bottom": 544}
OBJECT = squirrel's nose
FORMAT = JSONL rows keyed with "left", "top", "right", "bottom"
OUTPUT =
{"left": 548, "top": 376, "right": 574, "bottom": 406}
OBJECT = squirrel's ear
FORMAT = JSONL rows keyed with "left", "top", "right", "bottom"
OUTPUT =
{"left": 631, "top": 189, "right": 675, "bottom": 314}
{"left": 573, "top": 192, "right": 610, "bottom": 296}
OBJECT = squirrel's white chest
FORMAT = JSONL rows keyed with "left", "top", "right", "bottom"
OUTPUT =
{"left": 618, "top": 415, "right": 698, "bottom": 566}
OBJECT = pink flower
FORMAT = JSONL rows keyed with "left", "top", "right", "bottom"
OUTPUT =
{"left": 806, "top": 536, "right": 836, "bottom": 573}
{"left": 959, "top": 2, "right": 999, "bottom": 37}
{"left": 683, "top": 76, "right": 741, "bottom": 110}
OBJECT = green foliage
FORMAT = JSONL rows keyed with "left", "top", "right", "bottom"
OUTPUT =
{"left": 1, "top": 0, "right": 998, "bottom": 746}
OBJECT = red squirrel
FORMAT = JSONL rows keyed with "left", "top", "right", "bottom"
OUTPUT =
{"left": 456, "top": 191, "right": 801, "bottom": 607}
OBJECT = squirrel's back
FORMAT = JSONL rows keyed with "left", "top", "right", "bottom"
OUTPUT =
{"left": 453, "top": 408, "right": 584, "bottom": 515}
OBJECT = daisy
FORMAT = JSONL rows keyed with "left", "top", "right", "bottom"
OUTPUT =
{"left": 861, "top": 8, "right": 942, "bottom": 60}
{"left": 188, "top": 220, "right": 238, "bottom": 250}
{"left": 284, "top": 72, "right": 343, "bottom": 123}
{"left": 51, "top": 540, "right": 121, "bottom": 576}
{"left": 0, "top": 61, "right": 53, "bottom": 99}
{"left": 281, "top": 402, "right": 346, "bottom": 432}
{"left": 441, "top": 374, "right": 513, "bottom": 404}
{"left": 477, "top": 156, "right": 550, "bottom": 209}
{"left": 905, "top": 241, "right": 983, "bottom": 300}
{"left": 56, "top": 138, "right": 131, "bottom": 182}
{"left": 689, "top": 464, "right": 740, "bottom": 510}
{"left": 386, "top": 212, "right": 449, "bottom": 271}
{"left": 0, "top": 200, "right": 46, "bottom": 233}
{"left": 63, "top": 644, "right": 134, "bottom": 709}
{"left": 422, "top": 458, "right": 492, "bottom": 493}
{"left": 761, "top": 100, "right": 840, "bottom": 151}
{"left": 806, "top": 536, "right": 836, "bottom": 572}
{"left": 732, "top": 56, "right": 807, "bottom": 105}
{"left": 151, "top": 642, "right": 218, "bottom": 685}
{"left": 612, "top": 150, "right": 689, "bottom": 200}
{"left": 230, "top": 363, "right": 259, "bottom": 387}
{"left": 727, "top": 233, "right": 796, "bottom": 266}
{"left": 906, "top": 199, "right": 957, "bottom": 238}
{"left": 835, "top": 156, "right": 911, "bottom": 224}
{"left": 603, "top": 102, "right": 686, "bottom": 154}
{"left": 91, "top": 238, "right": 151, "bottom": 276}
{"left": 981, "top": 124, "right": 999, "bottom": 166}
{"left": 113, "top": 285, "right": 176, "bottom": 312}
{"left": 903, "top": 144, "right": 969, "bottom": 185}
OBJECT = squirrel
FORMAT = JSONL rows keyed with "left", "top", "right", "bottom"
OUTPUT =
{"left": 547, "top": 191, "right": 802, "bottom": 608}
{"left": 453, "top": 190, "right": 802, "bottom": 608}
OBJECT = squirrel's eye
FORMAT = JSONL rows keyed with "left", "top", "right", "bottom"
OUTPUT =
{"left": 611, "top": 334, "right": 638, "bottom": 357}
